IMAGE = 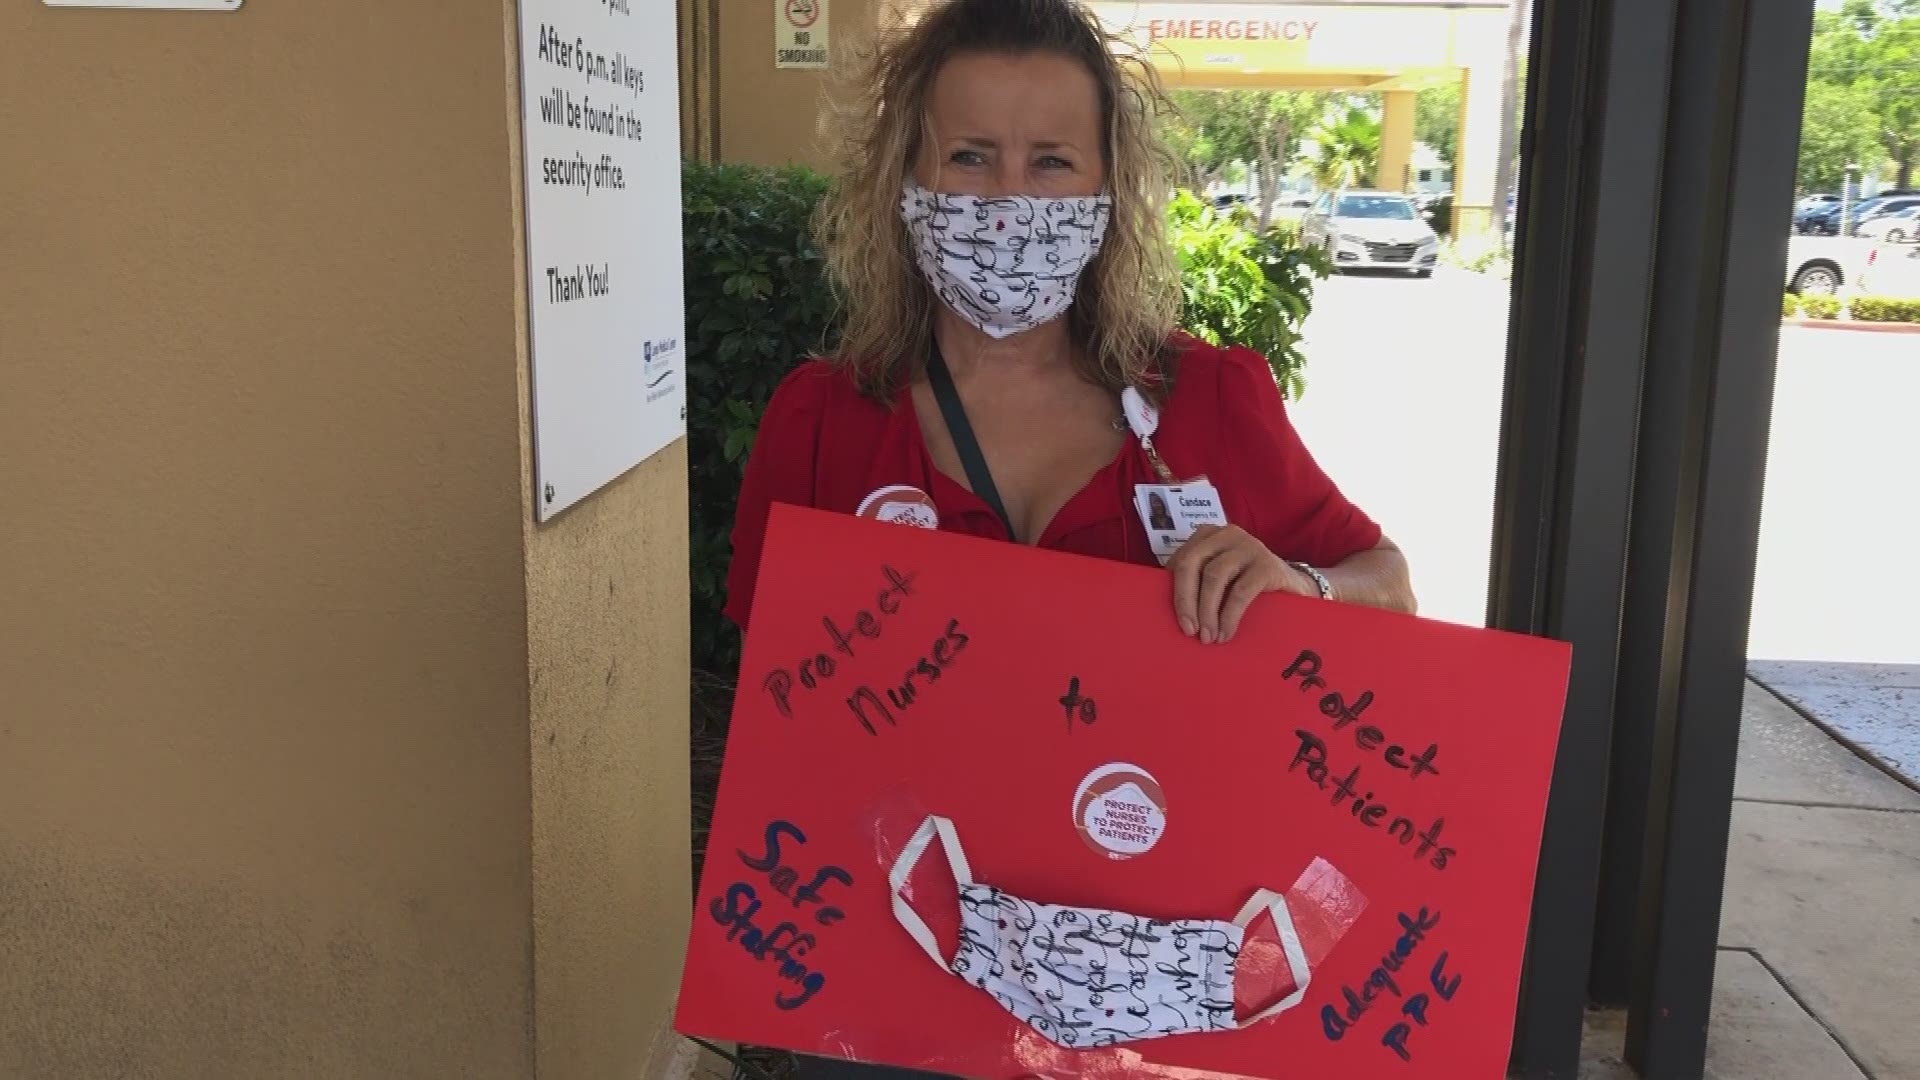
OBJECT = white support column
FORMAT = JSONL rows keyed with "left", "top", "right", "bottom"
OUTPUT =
{"left": 1456, "top": 60, "right": 1505, "bottom": 236}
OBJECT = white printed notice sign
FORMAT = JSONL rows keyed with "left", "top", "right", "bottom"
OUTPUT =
{"left": 517, "top": 0, "right": 686, "bottom": 521}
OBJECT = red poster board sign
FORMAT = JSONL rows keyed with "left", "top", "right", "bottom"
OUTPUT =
{"left": 677, "top": 506, "right": 1570, "bottom": 1079}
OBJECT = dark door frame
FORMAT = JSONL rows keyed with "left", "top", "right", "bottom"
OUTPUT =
{"left": 1490, "top": 0, "right": 1816, "bottom": 1074}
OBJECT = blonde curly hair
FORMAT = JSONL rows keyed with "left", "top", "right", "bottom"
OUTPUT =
{"left": 814, "top": 0, "right": 1182, "bottom": 401}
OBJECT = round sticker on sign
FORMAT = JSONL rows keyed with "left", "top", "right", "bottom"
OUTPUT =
{"left": 857, "top": 485, "right": 939, "bottom": 529}
{"left": 1072, "top": 762, "right": 1169, "bottom": 860}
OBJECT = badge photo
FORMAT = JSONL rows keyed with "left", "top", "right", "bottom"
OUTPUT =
{"left": 856, "top": 484, "right": 939, "bottom": 529}
{"left": 1133, "top": 481, "right": 1230, "bottom": 565}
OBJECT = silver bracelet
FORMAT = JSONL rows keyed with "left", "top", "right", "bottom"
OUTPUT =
{"left": 1289, "top": 561, "right": 1335, "bottom": 601}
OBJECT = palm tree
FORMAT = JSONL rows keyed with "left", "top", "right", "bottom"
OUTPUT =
{"left": 1311, "top": 106, "right": 1383, "bottom": 191}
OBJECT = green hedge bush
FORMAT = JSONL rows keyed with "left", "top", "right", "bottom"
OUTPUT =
{"left": 683, "top": 162, "right": 839, "bottom": 683}
{"left": 1441, "top": 237, "right": 1511, "bottom": 278}
{"left": 1167, "top": 189, "right": 1329, "bottom": 399}
{"left": 1782, "top": 292, "right": 1800, "bottom": 319}
{"left": 1848, "top": 295, "right": 1920, "bottom": 323}
{"left": 1800, "top": 293, "right": 1843, "bottom": 320}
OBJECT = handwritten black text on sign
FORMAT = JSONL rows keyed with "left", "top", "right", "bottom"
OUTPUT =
{"left": 760, "top": 566, "right": 977, "bottom": 736}
{"left": 1281, "top": 650, "right": 1457, "bottom": 871}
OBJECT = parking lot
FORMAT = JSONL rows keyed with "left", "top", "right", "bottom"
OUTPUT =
{"left": 1294, "top": 268, "right": 1920, "bottom": 663}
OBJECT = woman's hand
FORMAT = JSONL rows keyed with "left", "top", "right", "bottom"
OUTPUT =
{"left": 1167, "top": 525, "right": 1322, "bottom": 644}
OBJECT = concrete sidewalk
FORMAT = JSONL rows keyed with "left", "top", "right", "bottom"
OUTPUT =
{"left": 1579, "top": 682, "right": 1920, "bottom": 1079}
{"left": 1749, "top": 661, "right": 1920, "bottom": 788}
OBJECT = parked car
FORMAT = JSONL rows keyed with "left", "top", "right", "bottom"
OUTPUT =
{"left": 1792, "top": 194, "right": 1839, "bottom": 232}
{"left": 1783, "top": 235, "right": 1875, "bottom": 295}
{"left": 1299, "top": 190, "right": 1440, "bottom": 277}
{"left": 1801, "top": 192, "right": 1920, "bottom": 236}
{"left": 1859, "top": 204, "right": 1920, "bottom": 245}
{"left": 1800, "top": 199, "right": 1864, "bottom": 235}
{"left": 1859, "top": 243, "right": 1920, "bottom": 298}
{"left": 1854, "top": 196, "right": 1920, "bottom": 236}
{"left": 1212, "top": 192, "right": 1253, "bottom": 211}
{"left": 1269, "top": 193, "right": 1315, "bottom": 223}
{"left": 1801, "top": 198, "right": 1875, "bottom": 235}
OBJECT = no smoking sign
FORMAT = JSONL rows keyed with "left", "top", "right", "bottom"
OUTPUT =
{"left": 776, "top": 0, "right": 829, "bottom": 69}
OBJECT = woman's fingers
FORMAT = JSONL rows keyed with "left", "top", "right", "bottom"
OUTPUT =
{"left": 1218, "top": 562, "right": 1277, "bottom": 643}
{"left": 1168, "top": 525, "right": 1229, "bottom": 638}
{"left": 1195, "top": 544, "right": 1254, "bottom": 644}
{"left": 1170, "top": 527, "right": 1314, "bottom": 643}
{"left": 1172, "top": 526, "right": 1282, "bottom": 644}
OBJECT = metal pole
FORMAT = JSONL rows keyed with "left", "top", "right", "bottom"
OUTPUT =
{"left": 1491, "top": 0, "right": 1529, "bottom": 249}
{"left": 1492, "top": 0, "right": 1677, "bottom": 1067}
{"left": 1622, "top": 0, "right": 1816, "bottom": 1073}
{"left": 1842, "top": 163, "right": 1857, "bottom": 236}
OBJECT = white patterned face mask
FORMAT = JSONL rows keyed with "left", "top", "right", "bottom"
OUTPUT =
{"left": 900, "top": 185, "right": 1113, "bottom": 340}
{"left": 890, "top": 815, "right": 1312, "bottom": 1049}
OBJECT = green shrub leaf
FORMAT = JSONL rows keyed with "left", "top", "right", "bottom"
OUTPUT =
{"left": 1848, "top": 295, "right": 1920, "bottom": 323}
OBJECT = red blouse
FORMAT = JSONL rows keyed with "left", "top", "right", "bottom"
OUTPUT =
{"left": 724, "top": 334, "right": 1383, "bottom": 630}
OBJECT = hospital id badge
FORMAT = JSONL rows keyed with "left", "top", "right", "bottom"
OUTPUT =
{"left": 1134, "top": 481, "right": 1229, "bottom": 566}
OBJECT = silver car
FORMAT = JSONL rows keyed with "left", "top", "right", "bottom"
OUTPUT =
{"left": 1300, "top": 190, "right": 1441, "bottom": 278}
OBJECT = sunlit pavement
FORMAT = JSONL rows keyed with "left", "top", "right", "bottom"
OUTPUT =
{"left": 1293, "top": 270, "right": 1920, "bottom": 667}
{"left": 1752, "top": 326, "right": 1920, "bottom": 664}
{"left": 1291, "top": 267, "right": 1511, "bottom": 630}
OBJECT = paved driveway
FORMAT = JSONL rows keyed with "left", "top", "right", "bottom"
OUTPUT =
{"left": 1290, "top": 268, "right": 1511, "bottom": 629}
{"left": 1751, "top": 326, "right": 1920, "bottom": 664}
{"left": 1292, "top": 271, "right": 1920, "bottom": 665}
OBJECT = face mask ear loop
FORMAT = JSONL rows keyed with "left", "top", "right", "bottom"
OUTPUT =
{"left": 1231, "top": 888, "right": 1314, "bottom": 1025}
{"left": 889, "top": 815, "right": 974, "bottom": 974}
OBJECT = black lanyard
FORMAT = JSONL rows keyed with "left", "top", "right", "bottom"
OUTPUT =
{"left": 926, "top": 341, "right": 1019, "bottom": 541}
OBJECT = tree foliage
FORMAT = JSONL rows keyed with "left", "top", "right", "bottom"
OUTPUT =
{"left": 1415, "top": 80, "right": 1461, "bottom": 165}
{"left": 1167, "top": 191, "right": 1330, "bottom": 400}
{"left": 1799, "top": 79, "right": 1887, "bottom": 191}
{"left": 1804, "top": 0, "right": 1920, "bottom": 188}
{"left": 1163, "top": 90, "right": 1237, "bottom": 192}
{"left": 1162, "top": 90, "right": 1327, "bottom": 225}
{"left": 1310, "top": 106, "right": 1382, "bottom": 191}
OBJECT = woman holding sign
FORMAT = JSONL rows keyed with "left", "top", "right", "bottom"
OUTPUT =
{"left": 727, "top": 1, "right": 1415, "bottom": 1074}
{"left": 729, "top": 0, "right": 1413, "bottom": 651}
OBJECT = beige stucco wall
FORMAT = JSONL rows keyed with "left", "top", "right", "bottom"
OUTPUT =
{"left": 680, "top": 0, "right": 719, "bottom": 162}
{"left": 524, "top": 446, "right": 692, "bottom": 1080}
{"left": 706, "top": 0, "right": 882, "bottom": 169}
{"left": 0, "top": 2, "right": 689, "bottom": 1076}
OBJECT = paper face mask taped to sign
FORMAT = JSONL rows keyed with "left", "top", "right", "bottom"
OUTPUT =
{"left": 675, "top": 506, "right": 1573, "bottom": 1079}
{"left": 890, "top": 815, "right": 1312, "bottom": 1049}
